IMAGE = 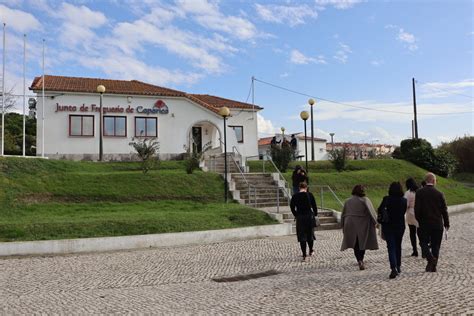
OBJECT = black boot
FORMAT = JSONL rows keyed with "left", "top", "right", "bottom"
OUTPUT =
{"left": 411, "top": 250, "right": 418, "bottom": 257}
{"left": 431, "top": 257, "right": 438, "bottom": 272}
{"left": 425, "top": 255, "right": 435, "bottom": 272}
{"left": 389, "top": 269, "right": 398, "bottom": 279}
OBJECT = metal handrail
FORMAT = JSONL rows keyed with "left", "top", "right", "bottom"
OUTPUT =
{"left": 229, "top": 154, "right": 257, "bottom": 207}
{"left": 264, "top": 154, "right": 292, "bottom": 201}
{"left": 311, "top": 185, "right": 344, "bottom": 210}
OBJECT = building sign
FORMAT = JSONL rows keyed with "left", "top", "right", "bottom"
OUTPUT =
{"left": 54, "top": 100, "right": 169, "bottom": 115}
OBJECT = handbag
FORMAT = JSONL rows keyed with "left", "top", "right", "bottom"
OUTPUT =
{"left": 306, "top": 192, "right": 320, "bottom": 227}
{"left": 377, "top": 201, "right": 390, "bottom": 224}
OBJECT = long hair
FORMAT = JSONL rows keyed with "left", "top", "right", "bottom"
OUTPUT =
{"left": 389, "top": 182, "right": 404, "bottom": 197}
{"left": 405, "top": 177, "right": 418, "bottom": 192}
{"left": 352, "top": 184, "right": 365, "bottom": 197}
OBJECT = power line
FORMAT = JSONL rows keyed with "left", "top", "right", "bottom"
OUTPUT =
{"left": 253, "top": 77, "right": 473, "bottom": 116}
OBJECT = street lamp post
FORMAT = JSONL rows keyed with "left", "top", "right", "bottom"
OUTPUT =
{"left": 96, "top": 85, "right": 106, "bottom": 161}
{"left": 281, "top": 126, "right": 285, "bottom": 141}
{"left": 219, "top": 106, "right": 230, "bottom": 203}
{"left": 329, "top": 132, "right": 335, "bottom": 151}
{"left": 300, "top": 111, "right": 309, "bottom": 172}
{"left": 308, "top": 98, "right": 315, "bottom": 161}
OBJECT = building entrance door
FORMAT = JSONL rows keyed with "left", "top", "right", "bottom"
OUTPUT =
{"left": 192, "top": 127, "right": 202, "bottom": 153}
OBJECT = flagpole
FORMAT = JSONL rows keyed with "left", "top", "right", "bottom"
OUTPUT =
{"left": 1, "top": 23, "right": 5, "bottom": 157}
{"left": 41, "top": 39, "right": 45, "bottom": 158}
{"left": 23, "top": 34, "right": 26, "bottom": 156}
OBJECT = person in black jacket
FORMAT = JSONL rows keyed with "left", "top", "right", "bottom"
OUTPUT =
{"left": 415, "top": 172, "right": 449, "bottom": 273}
{"left": 290, "top": 182, "right": 318, "bottom": 262}
{"left": 291, "top": 165, "right": 303, "bottom": 195}
{"left": 378, "top": 182, "right": 407, "bottom": 279}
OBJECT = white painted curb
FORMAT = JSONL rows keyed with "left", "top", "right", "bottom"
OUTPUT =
{"left": 0, "top": 223, "right": 292, "bottom": 257}
{"left": 448, "top": 202, "right": 474, "bottom": 214}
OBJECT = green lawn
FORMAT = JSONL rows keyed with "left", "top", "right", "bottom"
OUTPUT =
{"left": 0, "top": 158, "right": 277, "bottom": 242}
{"left": 249, "top": 159, "right": 474, "bottom": 211}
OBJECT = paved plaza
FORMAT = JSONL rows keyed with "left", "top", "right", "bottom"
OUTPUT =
{"left": 0, "top": 211, "right": 473, "bottom": 314}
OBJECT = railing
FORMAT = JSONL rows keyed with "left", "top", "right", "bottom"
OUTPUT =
{"left": 311, "top": 185, "right": 344, "bottom": 210}
{"left": 229, "top": 154, "right": 257, "bottom": 207}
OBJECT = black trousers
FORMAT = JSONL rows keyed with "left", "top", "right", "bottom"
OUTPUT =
{"left": 384, "top": 227, "right": 405, "bottom": 270}
{"left": 353, "top": 238, "right": 365, "bottom": 262}
{"left": 408, "top": 225, "right": 418, "bottom": 252}
{"left": 418, "top": 225, "right": 443, "bottom": 258}
{"left": 300, "top": 240, "right": 314, "bottom": 257}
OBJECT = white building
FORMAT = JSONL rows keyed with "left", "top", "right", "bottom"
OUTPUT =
{"left": 30, "top": 75, "right": 262, "bottom": 161}
{"left": 258, "top": 133, "right": 328, "bottom": 161}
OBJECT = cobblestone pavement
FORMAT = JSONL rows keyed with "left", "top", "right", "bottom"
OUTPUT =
{"left": 1, "top": 211, "right": 473, "bottom": 314}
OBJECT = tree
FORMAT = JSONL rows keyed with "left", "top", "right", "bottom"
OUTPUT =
{"left": 0, "top": 112, "right": 36, "bottom": 155}
{"left": 397, "top": 138, "right": 457, "bottom": 177}
{"left": 270, "top": 143, "right": 292, "bottom": 172}
{"left": 438, "top": 136, "right": 474, "bottom": 173}
{"left": 0, "top": 79, "right": 17, "bottom": 112}
{"left": 130, "top": 138, "right": 160, "bottom": 174}
{"left": 329, "top": 148, "right": 347, "bottom": 172}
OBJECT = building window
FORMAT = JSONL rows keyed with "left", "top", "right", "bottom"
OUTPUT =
{"left": 229, "top": 125, "right": 244, "bottom": 143}
{"left": 135, "top": 117, "right": 157, "bottom": 137}
{"left": 69, "top": 115, "right": 94, "bottom": 137}
{"left": 104, "top": 116, "right": 127, "bottom": 137}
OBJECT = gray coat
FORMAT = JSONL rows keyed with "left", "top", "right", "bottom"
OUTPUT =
{"left": 340, "top": 196, "right": 379, "bottom": 251}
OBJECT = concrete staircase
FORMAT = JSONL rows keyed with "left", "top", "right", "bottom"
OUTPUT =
{"left": 202, "top": 153, "right": 341, "bottom": 231}
{"left": 281, "top": 208, "right": 341, "bottom": 232}
{"left": 230, "top": 173, "right": 289, "bottom": 208}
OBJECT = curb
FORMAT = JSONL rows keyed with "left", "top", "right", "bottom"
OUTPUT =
{"left": 0, "top": 223, "right": 292, "bottom": 257}
{"left": 447, "top": 202, "right": 474, "bottom": 214}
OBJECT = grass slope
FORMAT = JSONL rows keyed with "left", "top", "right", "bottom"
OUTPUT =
{"left": 249, "top": 159, "right": 474, "bottom": 211}
{"left": 0, "top": 158, "right": 276, "bottom": 242}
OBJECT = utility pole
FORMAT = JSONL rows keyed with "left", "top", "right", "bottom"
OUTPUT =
{"left": 412, "top": 78, "right": 418, "bottom": 139}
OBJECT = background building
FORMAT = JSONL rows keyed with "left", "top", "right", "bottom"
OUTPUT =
{"left": 30, "top": 75, "right": 262, "bottom": 161}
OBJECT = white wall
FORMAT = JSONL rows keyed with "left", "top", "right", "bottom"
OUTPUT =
{"left": 36, "top": 92, "right": 258, "bottom": 160}
{"left": 297, "top": 139, "right": 328, "bottom": 161}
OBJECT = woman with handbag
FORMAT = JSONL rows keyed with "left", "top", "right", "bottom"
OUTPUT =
{"left": 290, "top": 182, "right": 318, "bottom": 262}
{"left": 340, "top": 185, "right": 379, "bottom": 270}
{"left": 378, "top": 182, "right": 407, "bottom": 279}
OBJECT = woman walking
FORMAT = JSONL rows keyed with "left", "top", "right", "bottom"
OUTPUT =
{"left": 290, "top": 182, "right": 318, "bottom": 262}
{"left": 291, "top": 165, "right": 302, "bottom": 195}
{"left": 341, "top": 185, "right": 379, "bottom": 270}
{"left": 405, "top": 178, "right": 419, "bottom": 256}
{"left": 378, "top": 182, "right": 407, "bottom": 279}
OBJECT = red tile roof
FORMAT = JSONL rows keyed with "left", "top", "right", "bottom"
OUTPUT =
{"left": 29, "top": 75, "right": 262, "bottom": 114}
{"left": 190, "top": 94, "right": 263, "bottom": 110}
{"left": 258, "top": 137, "right": 273, "bottom": 146}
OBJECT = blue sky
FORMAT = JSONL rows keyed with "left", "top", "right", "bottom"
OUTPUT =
{"left": 1, "top": 0, "right": 473, "bottom": 145}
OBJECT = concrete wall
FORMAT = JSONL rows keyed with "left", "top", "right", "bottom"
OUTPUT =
{"left": 36, "top": 92, "right": 258, "bottom": 160}
{"left": 0, "top": 224, "right": 292, "bottom": 257}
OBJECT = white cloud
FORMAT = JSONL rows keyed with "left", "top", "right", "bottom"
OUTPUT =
{"left": 386, "top": 26, "right": 418, "bottom": 51}
{"left": 176, "top": 0, "right": 258, "bottom": 40}
{"left": 344, "top": 127, "right": 402, "bottom": 144}
{"left": 333, "top": 42, "right": 352, "bottom": 63}
{"left": 290, "top": 49, "right": 326, "bottom": 65}
{"left": 280, "top": 72, "right": 289, "bottom": 78}
{"left": 371, "top": 59, "right": 384, "bottom": 67}
{"left": 55, "top": 3, "right": 107, "bottom": 47}
{"left": 0, "top": 4, "right": 41, "bottom": 33}
{"left": 397, "top": 28, "right": 418, "bottom": 51}
{"left": 420, "top": 79, "right": 474, "bottom": 99}
{"left": 257, "top": 113, "right": 278, "bottom": 136}
{"left": 315, "top": 0, "right": 363, "bottom": 10}
{"left": 307, "top": 99, "right": 472, "bottom": 124}
{"left": 78, "top": 54, "right": 202, "bottom": 86}
{"left": 255, "top": 4, "right": 318, "bottom": 27}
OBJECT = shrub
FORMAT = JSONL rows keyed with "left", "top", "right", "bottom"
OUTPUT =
{"left": 329, "top": 148, "right": 347, "bottom": 172}
{"left": 438, "top": 136, "right": 474, "bottom": 173}
{"left": 397, "top": 138, "right": 457, "bottom": 177}
{"left": 130, "top": 138, "right": 160, "bottom": 174}
{"left": 185, "top": 151, "right": 201, "bottom": 174}
{"left": 270, "top": 144, "right": 292, "bottom": 172}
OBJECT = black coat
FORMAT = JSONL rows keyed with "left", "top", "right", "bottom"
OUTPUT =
{"left": 415, "top": 185, "right": 449, "bottom": 229}
{"left": 290, "top": 191, "right": 318, "bottom": 242}
{"left": 378, "top": 196, "right": 407, "bottom": 231}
